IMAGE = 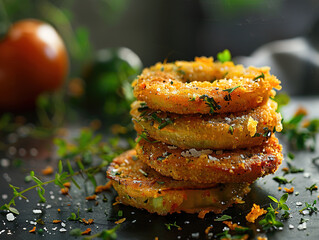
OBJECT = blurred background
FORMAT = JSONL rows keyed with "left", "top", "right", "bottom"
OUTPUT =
{"left": 0, "top": 0, "right": 318, "bottom": 134}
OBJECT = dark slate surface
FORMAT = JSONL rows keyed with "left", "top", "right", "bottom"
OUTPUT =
{"left": 0, "top": 97, "right": 319, "bottom": 240}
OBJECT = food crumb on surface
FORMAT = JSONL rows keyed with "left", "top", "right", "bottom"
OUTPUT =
{"left": 41, "top": 166, "right": 54, "bottom": 175}
{"left": 115, "top": 218, "right": 126, "bottom": 224}
{"left": 284, "top": 187, "right": 294, "bottom": 194}
{"left": 60, "top": 187, "right": 69, "bottom": 195}
{"left": 246, "top": 204, "right": 267, "bottom": 223}
{"left": 204, "top": 226, "right": 213, "bottom": 235}
{"left": 32, "top": 209, "right": 42, "bottom": 214}
{"left": 85, "top": 194, "right": 97, "bottom": 201}
{"left": 81, "top": 228, "right": 91, "bottom": 235}
{"left": 95, "top": 181, "right": 112, "bottom": 193}
{"left": 29, "top": 227, "right": 36, "bottom": 233}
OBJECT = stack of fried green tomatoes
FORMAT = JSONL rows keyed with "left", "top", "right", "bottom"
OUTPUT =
{"left": 107, "top": 56, "right": 283, "bottom": 218}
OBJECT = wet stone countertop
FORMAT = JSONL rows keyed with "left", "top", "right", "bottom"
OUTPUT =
{"left": 0, "top": 97, "right": 319, "bottom": 240}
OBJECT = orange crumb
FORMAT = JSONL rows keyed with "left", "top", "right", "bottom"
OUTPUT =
{"left": 67, "top": 204, "right": 71, "bottom": 206}
{"left": 85, "top": 194, "right": 97, "bottom": 201}
{"left": 205, "top": 226, "right": 213, "bottom": 235}
{"left": 81, "top": 228, "right": 91, "bottom": 235}
{"left": 82, "top": 218, "right": 94, "bottom": 225}
{"left": 29, "top": 226, "right": 36, "bottom": 233}
{"left": 278, "top": 187, "right": 282, "bottom": 191}
{"left": 115, "top": 218, "right": 126, "bottom": 224}
{"left": 155, "top": 237, "right": 159, "bottom": 240}
{"left": 246, "top": 204, "right": 267, "bottom": 223}
{"left": 223, "top": 221, "right": 246, "bottom": 231}
{"left": 284, "top": 187, "right": 294, "bottom": 194}
{"left": 42, "top": 166, "right": 53, "bottom": 175}
{"left": 95, "top": 181, "right": 112, "bottom": 194}
{"left": 53, "top": 220, "right": 61, "bottom": 223}
{"left": 60, "top": 187, "right": 69, "bottom": 195}
{"left": 198, "top": 210, "right": 209, "bottom": 219}
{"left": 113, "top": 197, "right": 120, "bottom": 206}
{"left": 63, "top": 182, "right": 71, "bottom": 188}
{"left": 58, "top": 208, "right": 61, "bottom": 212}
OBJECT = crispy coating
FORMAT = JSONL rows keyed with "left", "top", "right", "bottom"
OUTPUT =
{"left": 131, "top": 99, "right": 282, "bottom": 150}
{"left": 107, "top": 150, "right": 251, "bottom": 215}
{"left": 136, "top": 135, "right": 283, "bottom": 183}
{"left": 132, "top": 57, "right": 281, "bottom": 114}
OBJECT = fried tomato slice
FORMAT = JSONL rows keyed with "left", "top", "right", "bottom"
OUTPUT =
{"left": 133, "top": 57, "right": 281, "bottom": 114}
{"left": 107, "top": 150, "right": 251, "bottom": 216}
{"left": 136, "top": 135, "right": 283, "bottom": 183}
{"left": 131, "top": 99, "right": 282, "bottom": 150}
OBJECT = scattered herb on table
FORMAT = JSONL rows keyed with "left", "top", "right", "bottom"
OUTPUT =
{"left": 214, "top": 215, "right": 232, "bottom": 222}
{"left": 165, "top": 221, "right": 181, "bottom": 230}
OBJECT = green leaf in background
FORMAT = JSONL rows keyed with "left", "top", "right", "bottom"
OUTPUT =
{"left": 217, "top": 49, "right": 231, "bottom": 63}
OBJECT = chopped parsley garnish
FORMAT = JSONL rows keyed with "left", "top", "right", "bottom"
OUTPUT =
{"left": 259, "top": 194, "right": 289, "bottom": 230}
{"left": 306, "top": 183, "right": 318, "bottom": 193}
{"left": 217, "top": 49, "right": 231, "bottom": 63}
{"left": 283, "top": 153, "right": 304, "bottom": 174}
{"left": 136, "top": 131, "right": 158, "bottom": 143}
{"left": 214, "top": 214, "right": 232, "bottom": 221}
{"left": 223, "top": 85, "right": 240, "bottom": 94}
{"left": 229, "top": 126, "right": 234, "bottom": 135}
{"left": 268, "top": 193, "right": 289, "bottom": 211}
{"left": 299, "top": 200, "right": 318, "bottom": 215}
{"left": 118, "top": 210, "right": 123, "bottom": 217}
{"left": 254, "top": 72, "right": 265, "bottom": 81}
{"left": 165, "top": 221, "right": 180, "bottom": 230}
{"left": 151, "top": 113, "right": 162, "bottom": 123}
{"left": 199, "top": 94, "right": 221, "bottom": 114}
{"left": 158, "top": 118, "right": 173, "bottom": 130}
{"left": 273, "top": 176, "right": 293, "bottom": 185}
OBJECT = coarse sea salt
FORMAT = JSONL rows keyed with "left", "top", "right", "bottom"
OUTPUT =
{"left": 33, "top": 209, "right": 42, "bottom": 214}
{"left": 6, "top": 213, "right": 15, "bottom": 222}
{"left": 181, "top": 148, "right": 212, "bottom": 158}
{"left": 297, "top": 222, "right": 307, "bottom": 230}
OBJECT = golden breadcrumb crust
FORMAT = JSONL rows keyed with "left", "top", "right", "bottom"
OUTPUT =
{"left": 131, "top": 99, "right": 282, "bottom": 150}
{"left": 107, "top": 150, "right": 250, "bottom": 216}
{"left": 133, "top": 57, "right": 281, "bottom": 114}
{"left": 136, "top": 135, "right": 283, "bottom": 183}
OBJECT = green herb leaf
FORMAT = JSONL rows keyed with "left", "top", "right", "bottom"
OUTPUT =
{"left": 223, "top": 85, "right": 240, "bottom": 94}
{"left": 217, "top": 49, "right": 231, "bottom": 63}
{"left": 199, "top": 94, "right": 221, "bottom": 114}
{"left": 165, "top": 221, "right": 180, "bottom": 230}
{"left": 254, "top": 73, "right": 265, "bottom": 81}
{"left": 214, "top": 214, "right": 232, "bottom": 221}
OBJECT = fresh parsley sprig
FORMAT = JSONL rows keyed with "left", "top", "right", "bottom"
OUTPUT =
{"left": 259, "top": 193, "right": 289, "bottom": 230}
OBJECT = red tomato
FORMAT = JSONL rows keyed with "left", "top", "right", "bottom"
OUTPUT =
{"left": 0, "top": 19, "right": 68, "bottom": 111}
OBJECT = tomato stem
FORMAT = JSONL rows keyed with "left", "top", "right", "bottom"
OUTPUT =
{"left": 0, "top": 0, "right": 11, "bottom": 37}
